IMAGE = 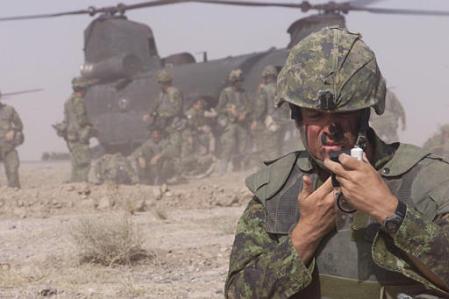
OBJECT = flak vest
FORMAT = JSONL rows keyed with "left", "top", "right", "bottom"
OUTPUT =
{"left": 245, "top": 145, "right": 445, "bottom": 299}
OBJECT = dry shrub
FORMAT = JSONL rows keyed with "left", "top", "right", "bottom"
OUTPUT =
{"left": 71, "top": 213, "right": 148, "bottom": 266}
{"left": 119, "top": 273, "right": 145, "bottom": 298}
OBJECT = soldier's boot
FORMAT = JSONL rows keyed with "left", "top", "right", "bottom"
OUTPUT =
{"left": 72, "top": 164, "right": 90, "bottom": 182}
{"left": 4, "top": 149, "right": 20, "bottom": 188}
{"left": 232, "top": 157, "right": 242, "bottom": 172}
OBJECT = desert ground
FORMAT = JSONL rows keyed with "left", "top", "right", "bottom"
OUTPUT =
{"left": 0, "top": 161, "right": 253, "bottom": 299}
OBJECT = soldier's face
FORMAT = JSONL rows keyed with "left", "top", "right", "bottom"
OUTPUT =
{"left": 300, "top": 108, "right": 361, "bottom": 160}
{"left": 193, "top": 100, "right": 204, "bottom": 111}
{"left": 151, "top": 131, "right": 161, "bottom": 143}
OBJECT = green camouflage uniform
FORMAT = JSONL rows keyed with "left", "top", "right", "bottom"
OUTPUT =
{"left": 131, "top": 125, "right": 183, "bottom": 185}
{"left": 0, "top": 102, "right": 23, "bottom": 188}
{"left": 226, "top": 27, "right": 449, "bottom": 298}
{"left": 423, "top": 124, "right": 449, "bottom": 159}
{"left": 226, "top": 133, "right": 449, "bottom": 298}
{"left": 132, "top": 136, "right": 168, "bottom": 185}
{"left": 60, "top": 93, "right": 93, "bottom": 182}
{"left": 185, "top": 106, "right": 215, "bottom": 155}
{"left": 181, "top": 107, "right": 216, "bottom": 177}
{"left": 93, "top": 153, "right": 138, "bottom": 185}
{"left": 152, "top": 86, "right": 183, "bottom": 130}
{"left": 217, "top": 85, "right": 252, "bottom": 172}
{"left": 370, "top": 91, "right": 406, "bottom": 143}
{"left": 253, "top": 80, "right": 292, "bottom": 162}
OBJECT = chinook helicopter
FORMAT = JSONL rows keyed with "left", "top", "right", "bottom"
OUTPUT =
{"left": 1, "top": 0, "right": 449, "bottom": 154}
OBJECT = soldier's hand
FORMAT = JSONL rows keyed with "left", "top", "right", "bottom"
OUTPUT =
{"left": 4, "top": 130, "right": 15, "bottom": 142}
{"left": 324, "top": 154, "right": 398, "bottom": 223}
{"left": 237, "top": 111, "right": 247, "bottom": 122}
{"left": 137, "top": 157, "right": 146, "bottom": 169}
{"left": 291, "top": 176, "right": 335, "bottom": 264}
{"left": 150, "top": 154, "right": 161, "bottom": 166}
{"left": 250, "top": 121, "right": 257, "bottom": 131}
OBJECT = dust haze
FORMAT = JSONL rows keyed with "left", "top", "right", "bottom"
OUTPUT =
{"left": 0, "top": 0, "right": 448, "bottom": 160}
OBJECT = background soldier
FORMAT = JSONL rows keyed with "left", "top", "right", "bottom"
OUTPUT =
{"left": 131, "top": 126, "right": 181, "bottom": 185}
{"left": 251, "top": 65, "right": 290, "bottom": 162}
{"left": 423, "top": 124, "right": 449, "bottom": 158}
{"left": 93, "top": 152, "right": 139, "bottom": 185}
{"left": 54, "top": 77, "right": 94, "bottom": 182}
{"left": 226, "top": 28, "right": 449, "bottom": 298}
{"left": 216, "top": 69, "right": 252, "bottom": 174}
{"left": 370, "top": 90, "right": 406, "bottom": 143}
{"left": 143, "top": 69, "right": 183, "bottom": 131}
{"left": 185, "top": 97, "right": 216, "bottom": 155}
{"left": 0, "top": 90, "right": 24, "bottom": 188}
{"left": 131, "top": 128, "right": 166, "bottom": 184}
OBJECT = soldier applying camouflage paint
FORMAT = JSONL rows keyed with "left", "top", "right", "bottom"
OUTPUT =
{"left": 226, "top": 27, "right": 449, "bottom": 298}
{"left": 54, "top": 77, "right": 95, "bottom": 183}
{"left": 0, "top": 91, "right": 24, "bottom": 188}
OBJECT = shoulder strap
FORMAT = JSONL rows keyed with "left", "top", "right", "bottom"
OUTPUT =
{"left": 245, "top": 152, "right": 299, "bottom": 203}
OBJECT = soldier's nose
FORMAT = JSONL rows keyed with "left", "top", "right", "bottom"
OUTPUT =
{"left": 328, "top": 122, "right": 344, "bottom": 141}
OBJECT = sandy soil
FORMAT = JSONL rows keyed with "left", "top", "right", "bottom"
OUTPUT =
{"left": 0, "top": 161, "right": 253, "bottom": 298}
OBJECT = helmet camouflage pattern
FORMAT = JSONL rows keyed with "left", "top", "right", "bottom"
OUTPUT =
{"left": 228, "top": 69, "right": 244, "bottom": 83}
{"left": 277, "top": 27, "right": 386, "bottom": 115}
{"left": 262, "top": 65, "right": 278, "bottom": 77}
{"left": 156, "top": 69, "right": 173, "bottom": 83}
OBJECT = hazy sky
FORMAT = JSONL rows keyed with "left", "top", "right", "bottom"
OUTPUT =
{"left": 1, "top": 0, "right": 449, "bottom": 160}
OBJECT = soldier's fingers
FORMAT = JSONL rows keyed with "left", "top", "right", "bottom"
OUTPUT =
{"left": 299, "top": 175, "right": 313, "bottom": 200}
{"left": 315, "top": 177, "right": 334, "bottom": 197}
{"left": 323, "top": 158, "right": 350, "bottom": 179}
{"left": 338, "top": 154, "right": 364, "bottom": 170}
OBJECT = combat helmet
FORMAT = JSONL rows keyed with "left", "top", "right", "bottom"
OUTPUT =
{"left": 277, "top": 27, "right": 386, "bottom": 149}
{"left": 157, "top": 69, "right": 173, "bottom": 83}
{"left": 228, "top": 69, "right": 244, "bottom": 83}
{"left": 262, "top": 65, "right": 278, "bottom": 78}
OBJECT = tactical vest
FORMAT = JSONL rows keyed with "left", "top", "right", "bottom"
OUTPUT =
{"left": 156, "top": 87, "right": 182, "bottom": 118}
{"left": 246, "top": 145, "right": 446, "bottom": 299}
{"left": 219, "top": 87, "right": 250, "bottom": 124}
{"left": 0, "top": 104, "right": 15, "bottom": 136}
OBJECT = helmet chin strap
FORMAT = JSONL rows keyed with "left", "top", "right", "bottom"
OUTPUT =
{"left": 355, "top": 108, "right": 371, "bottom": 151}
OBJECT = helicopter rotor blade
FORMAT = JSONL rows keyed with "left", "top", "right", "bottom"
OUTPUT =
{"left": 2, "top": 0, "right": 449, "bottom": 21}
{"left": 348, "top": 6, "right": 449, "bottom": 17}
{"left": 2, "top": 88, "right": 44, "bottom": 97}
{"left": 347, "top": 0, "right": 384, "bottom": 8}
{"left": 125, "top": 0, "right": 191, "bottom": 10}
{"left": 190, "top": 0, "right": 310, "bottom": 9}
{"left": 191, "top": 0, "right": 449, "bottom": 17}
{"left": 0, "top": 0, "right": 191, "bottom": 22}
{"left": 0, "top": 9, "right": 91, "bottom": 21}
